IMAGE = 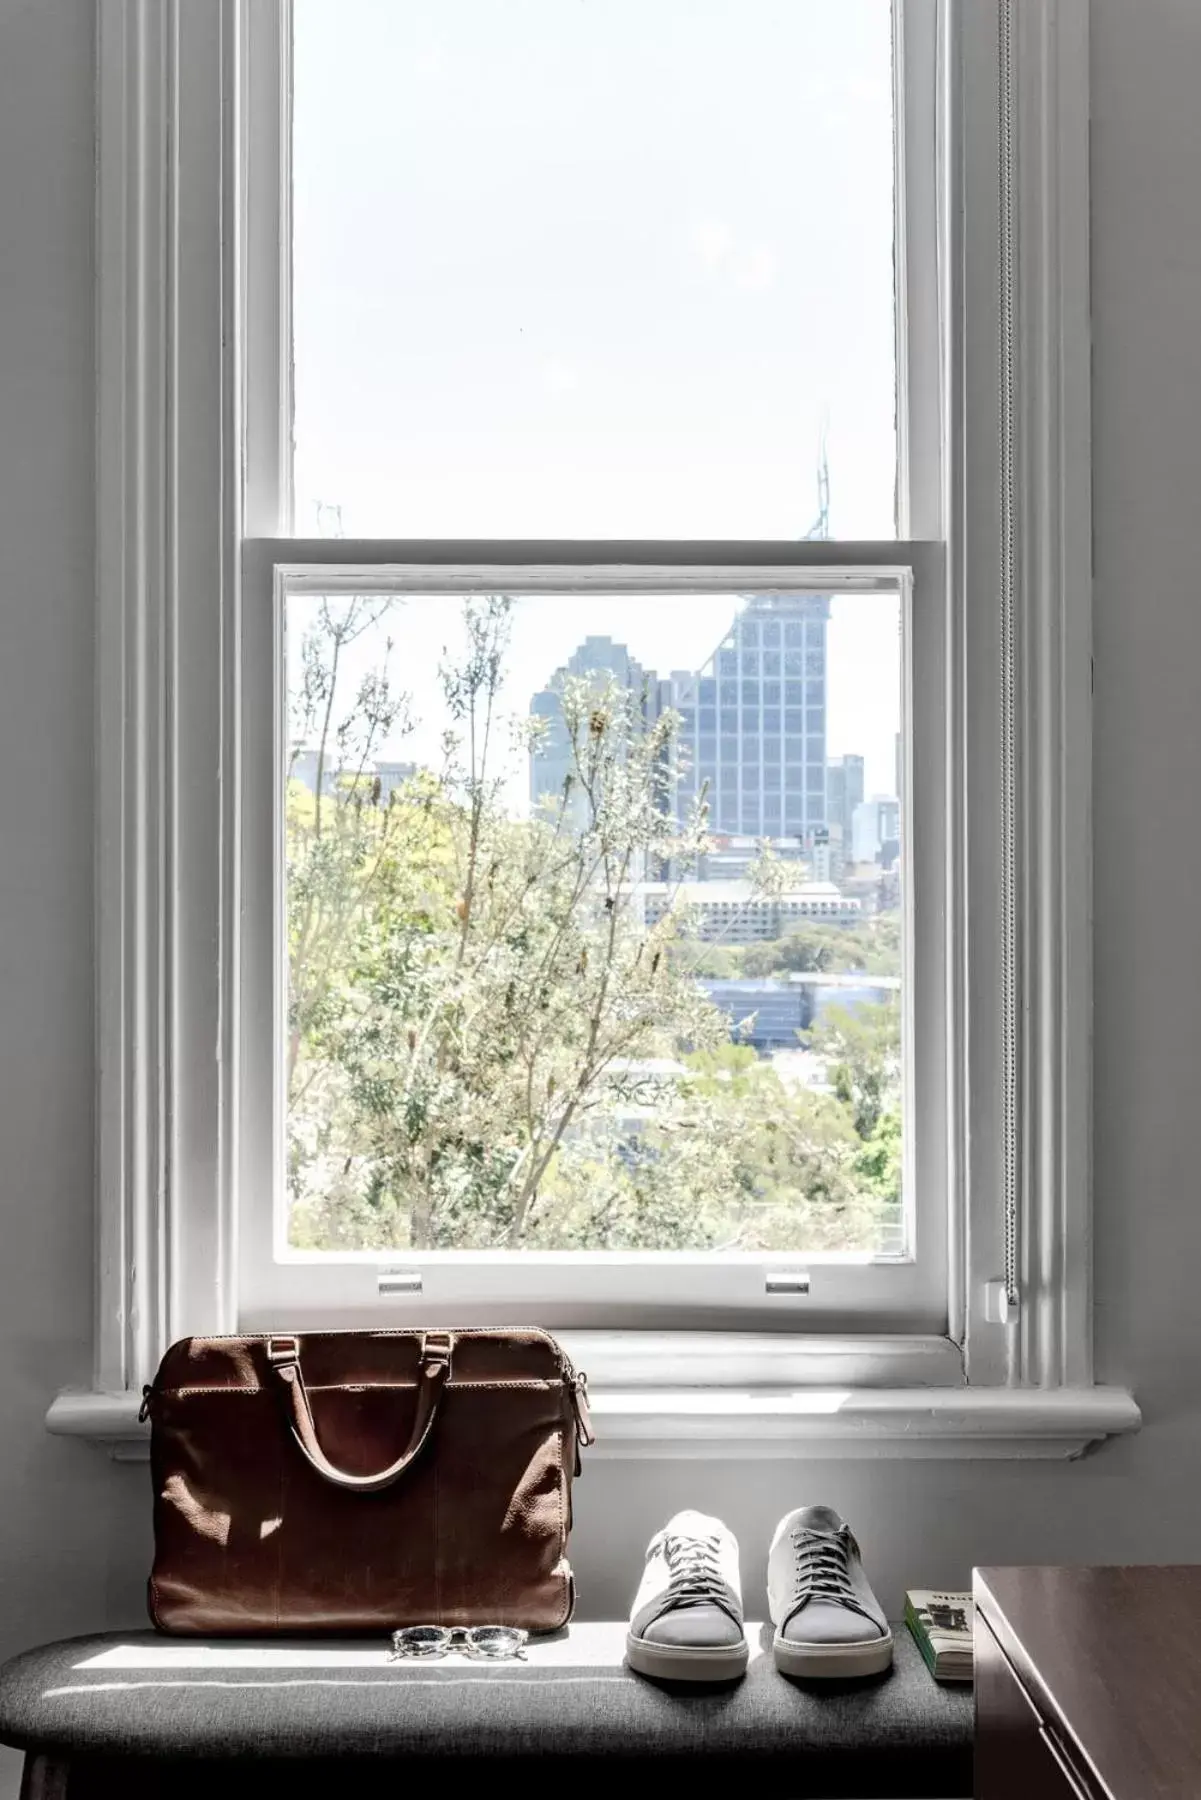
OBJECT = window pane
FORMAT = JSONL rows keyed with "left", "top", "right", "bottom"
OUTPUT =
{"left": 292, "top": 0, "right": 897, "bottom": 538}
{"left": 284, "top": 586, "right": 904, "bottom": 1255}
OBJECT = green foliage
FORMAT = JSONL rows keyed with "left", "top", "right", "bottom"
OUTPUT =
{"left": 812, "top": 998, "right": 900, "bottom": 1136}
{"left": 285, "top": 598, "right": 905, "bottom": 1254}
{"left": 740, "top": 919, "right": 901, "bottom": 980}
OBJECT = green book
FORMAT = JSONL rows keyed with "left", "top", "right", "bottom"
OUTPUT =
{"left": 904, "top": 1590, "right": 974, "bottom": 1683}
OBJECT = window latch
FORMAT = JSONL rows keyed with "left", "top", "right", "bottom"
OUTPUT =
{"left": 765, "top": 1271, "right": 810, "bottom": 1296}
{"left": 378, "top": 1269, "right": 423, "bottom": 1297}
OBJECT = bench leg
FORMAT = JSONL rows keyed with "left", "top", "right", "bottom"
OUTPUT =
{"left": 18, "top": 1754, "right": 70, "bottom": 1800}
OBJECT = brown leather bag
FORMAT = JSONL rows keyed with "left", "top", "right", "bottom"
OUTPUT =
{"left": 142, "top": 1328, "right": 593, "bottom": 1635}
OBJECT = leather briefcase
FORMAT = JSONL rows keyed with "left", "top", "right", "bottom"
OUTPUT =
{"left": 142, "top": 1328, "right": 593, "bottom": 1634}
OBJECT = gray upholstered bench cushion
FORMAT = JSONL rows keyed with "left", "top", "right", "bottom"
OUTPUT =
{"left": 0, "top": 1625, "right": 971, "bottom": 1796}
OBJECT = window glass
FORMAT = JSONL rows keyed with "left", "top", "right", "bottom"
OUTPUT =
{"left": 292, "top": 0, "right": 897, "bottom": 538}
{"left": 284, "top": 584, "right": 904, "bottom": 1255}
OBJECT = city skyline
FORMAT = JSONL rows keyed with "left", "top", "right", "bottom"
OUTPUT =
{"left": 528, "top": 604, "right": 899, "bottom": 856}
{"left": 285, "top": 586, "right": 903, "bottom": 821}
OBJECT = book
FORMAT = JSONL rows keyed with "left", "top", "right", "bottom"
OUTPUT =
{"left": 904, "top": 1590, "right": 974, "bottom": 1683}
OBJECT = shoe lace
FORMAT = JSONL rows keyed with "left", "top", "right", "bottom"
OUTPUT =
{"left": 788, "top": 1526, "right": 873, "bottom": 1622}
{"left": 660, "top": 1532, "right": 726, "bottom": 1609}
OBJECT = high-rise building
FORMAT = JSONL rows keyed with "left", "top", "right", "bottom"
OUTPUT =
{"left": 852, "top": 795, "right": 902, "bottom": 867}
{"left": 670, "top": 593, "right": 831, "bottom": 841}
{"left": 827, "top": 753, "right": 866, "bottom": 852}
{"left": 529, "top": 635, "right": 657, "bottom": 818}
{"left": 529, "top": 594, "right": 831, "bottom": 846}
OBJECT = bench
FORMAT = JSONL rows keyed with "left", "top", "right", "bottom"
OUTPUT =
{"left": 0, "top": 1623, "right": 972, "bottom": 1798}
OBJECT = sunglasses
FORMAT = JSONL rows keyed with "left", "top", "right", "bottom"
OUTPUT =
{"left": 389, "top": 1626, "right": 528, "bottom": 1662}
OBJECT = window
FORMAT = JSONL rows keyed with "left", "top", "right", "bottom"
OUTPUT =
{"left": 65, "top": 0, "right": 1139, "bottom": 1459}
{"left": 279, "top": 575, "right": 899, "bottom": 1273}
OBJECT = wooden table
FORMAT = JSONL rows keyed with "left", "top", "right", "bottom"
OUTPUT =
{"left": 975, "top": 1565, "right": 1201, "bottom": 1799}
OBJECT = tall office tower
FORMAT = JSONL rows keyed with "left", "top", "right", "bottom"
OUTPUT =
{"left": 529, "top": 635, "right": 658, "bottom": 818}
{"left": 852, "top": 795, "right": 902, "bottom": 867}
{"left": 670, "top": 593, "right": 831, "bottom": 841}
{"left": 827, "top": 752, "right": 866, "bottom": 850}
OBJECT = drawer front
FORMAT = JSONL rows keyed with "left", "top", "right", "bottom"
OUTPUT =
{"left": 975, "top": 1617, "right": 1096, "bottom": 1800}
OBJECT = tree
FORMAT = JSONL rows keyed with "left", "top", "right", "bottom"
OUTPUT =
{"left": 289, "top": 598, "right": 732, "bottom": 1250}
{"left": 809, "top": 998, "right": 903, "bottom": 1211}
{"left": 285, "top": 595, "right": 904, "bottom": 1255}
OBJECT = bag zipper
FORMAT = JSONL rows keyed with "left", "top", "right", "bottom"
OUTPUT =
{"left": 142, "top": 1327, "right": 596, "bottom": 1454}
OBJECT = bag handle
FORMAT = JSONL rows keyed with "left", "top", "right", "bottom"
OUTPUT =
{"left": 266, "top": 1333, "right": 451, "bottom": 1494}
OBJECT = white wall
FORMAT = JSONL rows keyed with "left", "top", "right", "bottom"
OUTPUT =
{"left": 0, "top": 0, "right": 1198, "bottom": 1769}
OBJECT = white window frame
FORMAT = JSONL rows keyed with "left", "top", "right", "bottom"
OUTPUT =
{"left": 237, "top": 550, "right": 945, "bottom": 1335}
{"left": 49, "top": 0, "right": 1140, "bottom": 1460}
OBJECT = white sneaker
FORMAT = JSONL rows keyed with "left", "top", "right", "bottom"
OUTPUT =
{"left": 626, "top": 1510, "right": 749, "bottom": 1683}
{"left": 767, "top": 1504, "right": 894, "bottom": 1679}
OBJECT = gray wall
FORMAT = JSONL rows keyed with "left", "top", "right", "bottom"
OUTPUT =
{"left": 0, "top": 0, "right": 1198, "bottom": 1781}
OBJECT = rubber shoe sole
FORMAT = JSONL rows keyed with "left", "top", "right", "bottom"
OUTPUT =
{"left": 626, "top": 1631, "right": 749, "bottom": 1684}
{"left": 772, "top": 1628, "right": 894, "bottom": 1680}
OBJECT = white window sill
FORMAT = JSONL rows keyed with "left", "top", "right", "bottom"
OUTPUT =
{"left": 46, "top": 1342, "right": 1139, "bottom": 1464}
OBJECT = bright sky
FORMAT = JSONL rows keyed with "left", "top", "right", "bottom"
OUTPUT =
{"left": 289, "top": 0, "right": 902, "bottom": 802}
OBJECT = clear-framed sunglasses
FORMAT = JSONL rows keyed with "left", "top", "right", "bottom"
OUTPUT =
{"left": 390, "top": 1625, "right": 528, "bottom": 1662}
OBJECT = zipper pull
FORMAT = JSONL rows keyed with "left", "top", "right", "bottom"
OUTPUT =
{"left": 571, "top": 1371, "right": 595, "bottom": 1451}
